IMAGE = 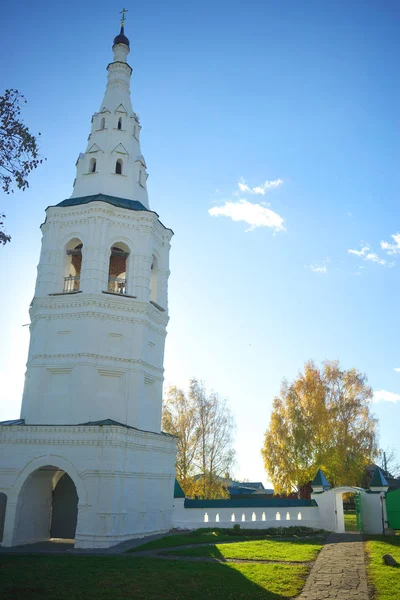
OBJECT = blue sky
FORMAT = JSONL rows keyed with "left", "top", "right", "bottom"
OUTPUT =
{"left": 0, "top": 0, "right": 399, "bottom": 484}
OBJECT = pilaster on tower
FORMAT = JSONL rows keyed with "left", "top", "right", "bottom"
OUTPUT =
{"left": 71, "top": 23, "right": 149, "bottom": 208}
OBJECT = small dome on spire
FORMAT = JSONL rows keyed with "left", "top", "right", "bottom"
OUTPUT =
{"left": 113, "top": 26, "right": 130, "bottom": 48}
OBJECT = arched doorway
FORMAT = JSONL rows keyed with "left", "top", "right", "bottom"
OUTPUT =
{"left": 14, "top": 466, "right": 79, "bottom": 546}
{"left": 334, "top": 486, "right": 361, "bottom": 533}
{"left": 50, "top": 473, "right": 78, "bottom": 539}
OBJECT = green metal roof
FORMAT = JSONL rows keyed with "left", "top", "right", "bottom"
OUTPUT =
{"left": 311, "top": 469, "right": 330, "bottom": 489}
{"left": 44, "top": 193, "right": 173, "bottom": 233}
{"left": 55, "top": 193, "right": 150, "bottom": 213}
{"left": 184, "top": 498, "right": 317, "bottom": 509}
{"left": 174, "top": 479, "right": 185, "bottom": 499}
{"left": 370, "top": 466, "right": 389, "bottom": 488}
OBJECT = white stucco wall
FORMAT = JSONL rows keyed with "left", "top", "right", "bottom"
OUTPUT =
{"left": 19, "top": 201, "right": 172, "bottom": 431}
{"left": 172, "top": 500, "right": 322, "bottom": 530}
{"left": 13, "top": 469, "right": 54, "bottom": 545}
{"left": 0, "top": 424, "right": 176, "bottom": 548}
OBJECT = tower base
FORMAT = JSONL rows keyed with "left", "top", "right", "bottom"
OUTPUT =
{"left": 0, "top": 421, "right": 176, "bottom": 549}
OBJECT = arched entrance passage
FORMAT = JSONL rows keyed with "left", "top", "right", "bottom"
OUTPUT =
{"left": 14, "top": 466, "right": 79, "bottom": 546}
{"left": 333, "top": 486, "right": 362, "bottom": 533}
{"left": 50, "top": 473, "right": 78, "bottom": 539}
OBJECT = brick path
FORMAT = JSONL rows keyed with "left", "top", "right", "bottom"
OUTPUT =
{"left": 298, "top": 533, "right": 369, "bottom": 599}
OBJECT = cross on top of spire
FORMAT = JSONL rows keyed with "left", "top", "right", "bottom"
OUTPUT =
{"left": 120, "top": 8, "right": 128, "bottom": 26}
{"left": 113, "top": 8, "right": 130, "bottom": 48}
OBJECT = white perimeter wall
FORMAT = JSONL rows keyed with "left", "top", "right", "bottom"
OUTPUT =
{"left": 172, "top": 500, "right": 323, "bottom": 530}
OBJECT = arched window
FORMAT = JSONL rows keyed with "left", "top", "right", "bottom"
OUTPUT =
{"left": 117, "top": 117, "right": 122, "bottom": 130}
{"left": 64, "top": 240, "right": 83, "bottom": 292}
{"left": 100, "top": 117, "right": 105, "bottom": 130}
{"left": 150, "top": 255, "right": 158, "bottom": 303}
{"left": 89, "top": 158, "right": 96, "bottom": 173}
{"left": 108, "top": 244, "right": 129, "bottom": 294}
{"left": 133, "top": 124, "right": 137, "bottom": 138}
{"left": 139, "top": 169, "right": 143, "bottom": 186}
{"left": 115, "top": 159, "right": 122, "bottom": 175}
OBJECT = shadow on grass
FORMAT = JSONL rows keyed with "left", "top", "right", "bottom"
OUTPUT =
{"left": 159, "top": 536, "right": 323, "bottom": 565}
{"left": 0, "top": 553, "right": 309, "bottom": 599}
{"left": 128, "top": 527, "right": 328, "bottom": 553}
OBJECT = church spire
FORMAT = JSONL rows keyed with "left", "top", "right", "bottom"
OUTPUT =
{"left": 70, "top": 13, "right": 149, "bottom": 208}
{"left": 114, "top": 8, "right": 130, "bottom": 48}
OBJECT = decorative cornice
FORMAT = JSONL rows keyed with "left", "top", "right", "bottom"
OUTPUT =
{"left": 30, "top": 311, "right": 167, "bottom": 336}
{"left": 45, "top": 203, "right": 173, "bottom": 241}
{"left": 0, "top": 424, "right": 177, "bottom": 453}
{"left": 30, "top": 352, "right": 165, "bottom": 374}
{"left": 31, "top": 296, "right": 169, "bottom": 326}
{"left": 80, "top": 470, "right": 174, "bottom": 479}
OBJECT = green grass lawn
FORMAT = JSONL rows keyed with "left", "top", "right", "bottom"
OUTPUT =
{"left": 129, "top": 526, "right": 326, "bottom": 552}
{"left": 344, "top": 512, "right": 358, "bottom": 532}
{"left": 365, "top": 535, "right": 400, "bottom": 600}
{"left": 0, "top": 554, "right": 309, "bottom": 600}
{"left": 163, "top": 538, "right": 323, "bottom": 562}
{"left": 129, "top": 531, "right": 264, "bottom": 552}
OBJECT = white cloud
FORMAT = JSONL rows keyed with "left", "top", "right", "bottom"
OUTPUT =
{"left": 348, "top": 244, "right": 388, "bottom": 266}
{"left": 381, "top": 233, "right": 400, "bottom": 256}
{"left": 208, "top": 199, "right": 285, "bottom": 232}
{"left": 373, "top": 390, "right": 400, "bottom": 404}
{"left": 394, "top": 368, "right": 400, "bottom": 373}
{"left": 309, "top": 265, "right": 327, "bottom": 274}
{"left": 365, "top": 252, "right": 387, "bottom": 266}
{"left": 238, "top": 178, "right": 283, "bottom": 196}
{"left": 348, "top": 245, "right": 370, "bottom": 257}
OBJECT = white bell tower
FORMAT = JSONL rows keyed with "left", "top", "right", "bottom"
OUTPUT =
{"left": 20, "top": 21, "right": 172, "bottom": 432}
{"left": 0, "top": 16, "right": 177, "bottom": 550}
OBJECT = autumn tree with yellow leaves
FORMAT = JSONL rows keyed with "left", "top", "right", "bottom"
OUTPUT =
{"left": 261, "top": 360, "right": 379, "bottom": 494}
{"left": 162, "top": 378, "right": 235, "bottom": 499}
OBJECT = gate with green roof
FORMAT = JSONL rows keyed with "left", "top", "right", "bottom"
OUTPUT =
{"left": 386, "top": 489, "right": 400, "bottom": 530}
{"left": 355, "top": 491, "right": 363, "bottom": 532}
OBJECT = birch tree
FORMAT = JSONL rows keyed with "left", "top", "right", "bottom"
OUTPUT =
{"left": 261, "top": 360, "right": 379, "bottom": 493}
{"left": 162, "top": 378, "right": 236, "bottom": 498}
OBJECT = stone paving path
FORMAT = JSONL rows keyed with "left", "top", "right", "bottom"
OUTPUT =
{"left": 297, "top": 533, "right": 369, "bottom": 600}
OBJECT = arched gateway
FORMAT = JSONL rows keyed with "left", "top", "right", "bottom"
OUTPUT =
{"left": 14, "top": 466, "right": 79, "bottom": 545}
{"left": 1, "top": 454, "right": 87, "bottom": 548}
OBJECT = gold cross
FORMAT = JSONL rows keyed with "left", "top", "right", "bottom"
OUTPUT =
{"left": 120, "top": 7, "right": 128, "bottom": 26}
